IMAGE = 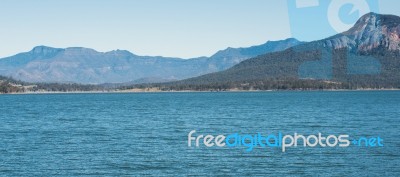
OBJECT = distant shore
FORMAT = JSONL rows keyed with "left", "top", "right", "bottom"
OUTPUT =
{"left": 1, "top": 88, "right": 400, "bottom": 95}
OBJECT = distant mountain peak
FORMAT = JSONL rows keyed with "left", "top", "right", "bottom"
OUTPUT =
{"left": 353, "top": 12, "right": 400, "bottom": 27}
{"left": 321, "top": 13, "right": 400, "bottom": 52}
{"left": 64, "top": 47, "right": 99, "bottom": 54}
{"left": 358, "top": 11, "right": 379, "bottom": 20}
{"left": 211, "top": 38, "right": 304, "bottom": 58}
{"left": 105, "top": 49, "right": 136, "bottom": 57}
{"left": 278, "top": 38, "right": 300, "bottom": 43}
{"left": 30, "top": 45, "right": 63, "bottom": 53}
{"left": 264, "top": 38, "right": 301, "bottom": 46}
{"left": 29, "top": 46, "right": 64, "bottom": 58}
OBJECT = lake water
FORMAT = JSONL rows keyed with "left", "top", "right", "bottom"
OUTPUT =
{"left": 0, "top": 91, "right": 399, "bottom": 176}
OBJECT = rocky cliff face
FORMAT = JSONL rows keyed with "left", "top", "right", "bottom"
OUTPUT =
{"left": 322, "top": 12, "right": 400, "bottom": 52}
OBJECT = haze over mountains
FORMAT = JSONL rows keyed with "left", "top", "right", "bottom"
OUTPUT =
{"left": 0, "top": 38, "right": 302, "bottom": 84}
{"left": 156, "top": 13, "right": 400, "bottom": 90}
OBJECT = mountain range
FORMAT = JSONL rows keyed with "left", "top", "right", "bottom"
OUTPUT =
{"left": 152, "top": 13, "right": 400, "bottom": 90}
{"left": 0, "top": 38, "right": 302, "bottom": 84}
{"left": 1, "top": 12, "right": 399, "bottom": 91}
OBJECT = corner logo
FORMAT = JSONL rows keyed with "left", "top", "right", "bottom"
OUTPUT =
{"left": 188, "top": 130, "right": 384, "bottom": 152}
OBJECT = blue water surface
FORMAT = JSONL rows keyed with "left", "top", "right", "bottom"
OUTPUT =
{"left": 0, "top": 91, "right": 399, "bottom": 176}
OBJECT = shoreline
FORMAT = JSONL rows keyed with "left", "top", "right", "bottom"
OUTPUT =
{"left": 1, "top": 88, "right": 400, "bottom": 95}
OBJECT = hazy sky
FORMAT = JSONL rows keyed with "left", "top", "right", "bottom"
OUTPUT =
{"left": 0, "top": 0, "right": 399, "bottom": 58}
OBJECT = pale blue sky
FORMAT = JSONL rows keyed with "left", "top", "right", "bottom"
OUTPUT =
{"left": 0, "top": 0, "right": 399, "bottom": 58}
